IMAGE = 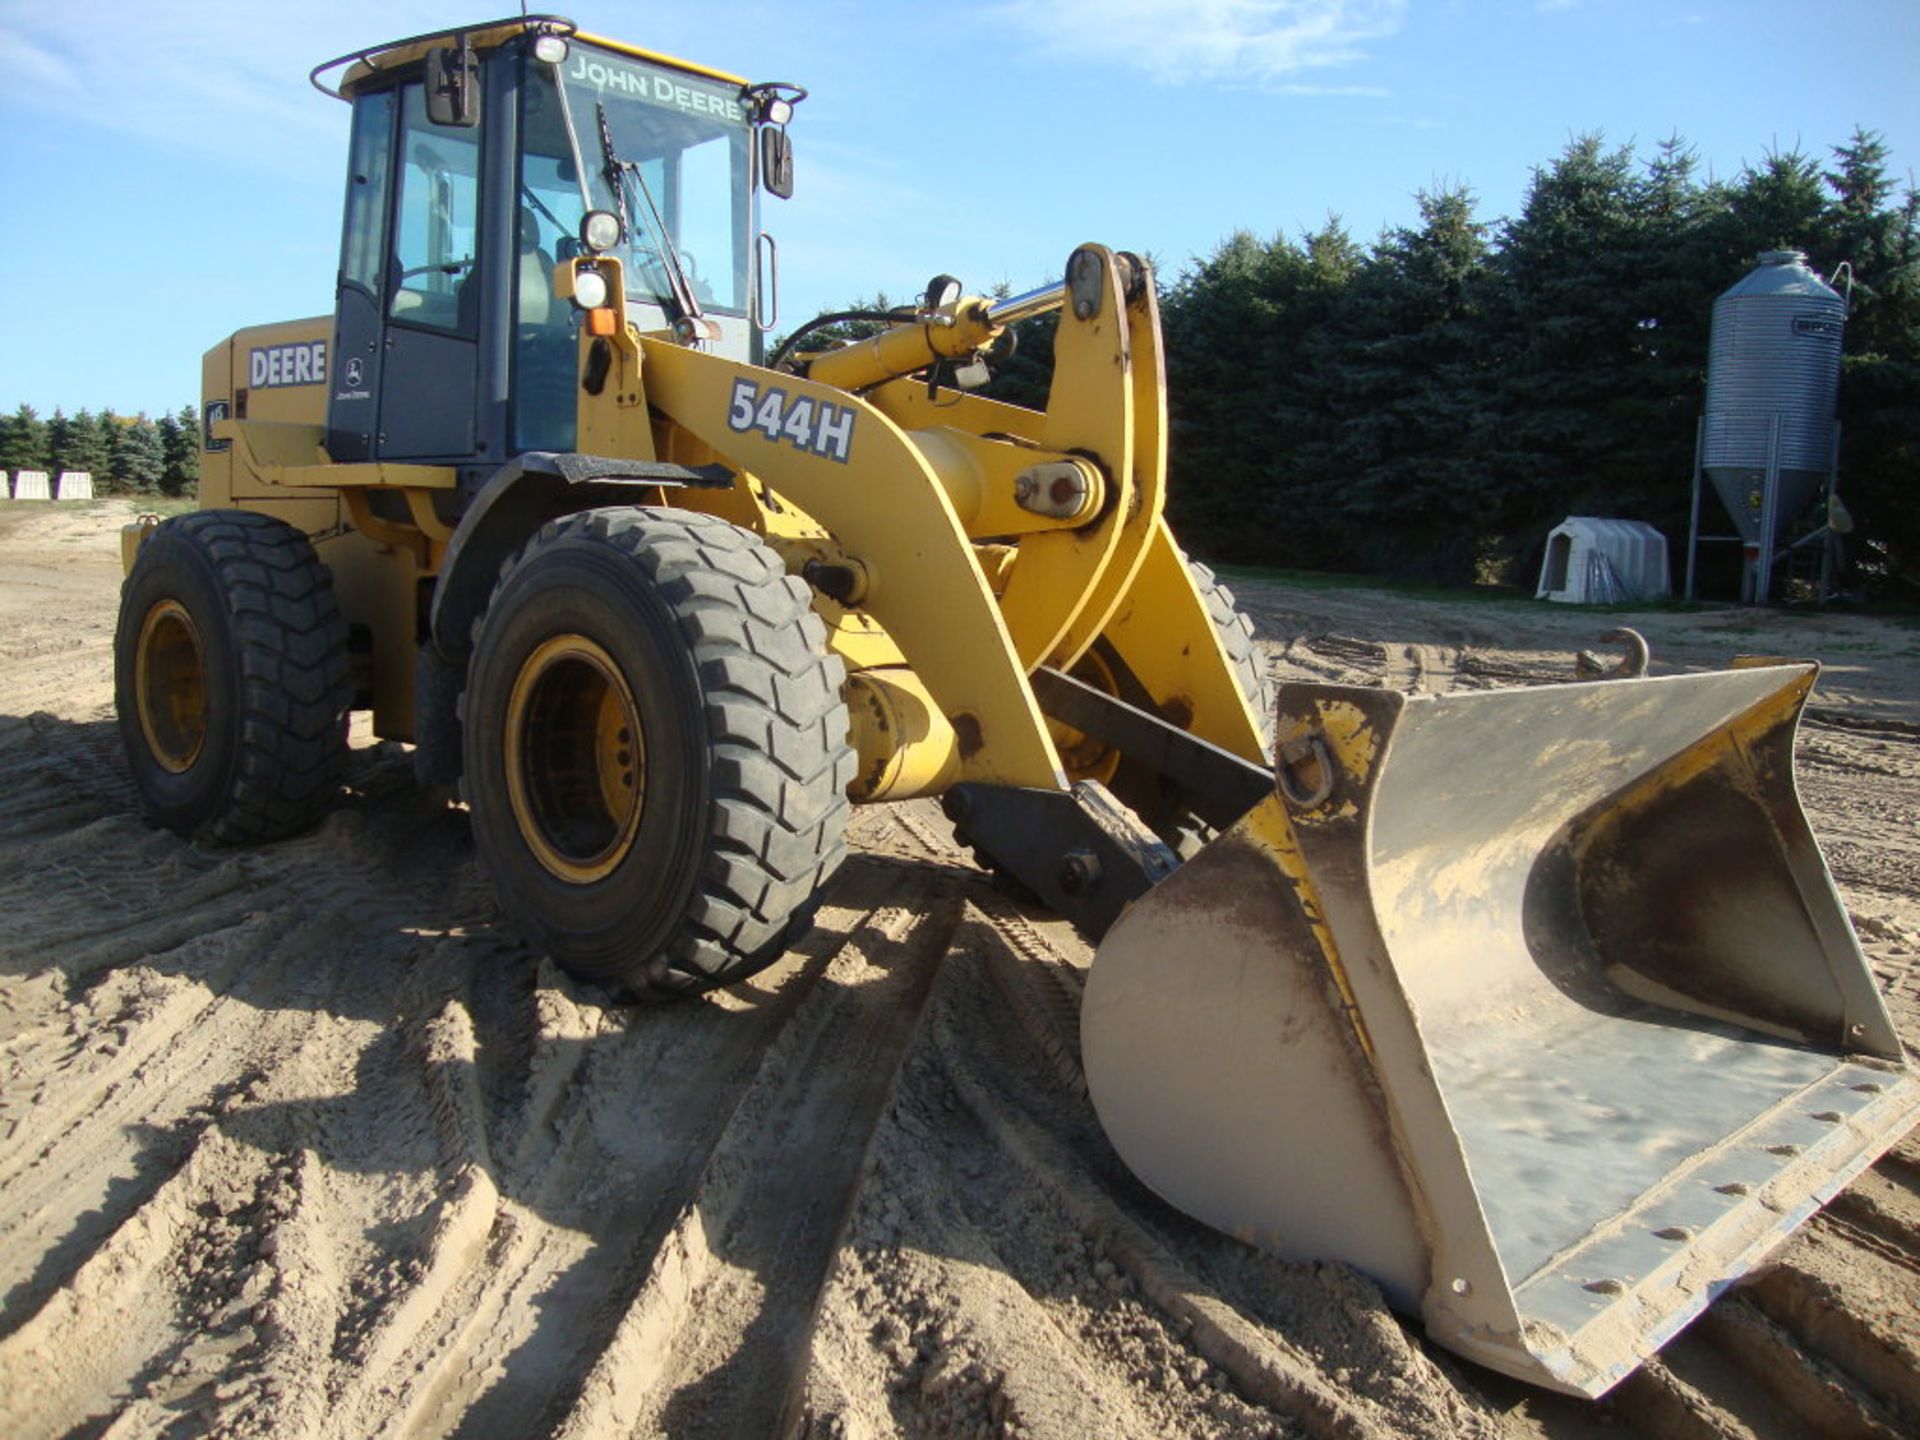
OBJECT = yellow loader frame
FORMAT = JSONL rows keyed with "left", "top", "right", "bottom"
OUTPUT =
{"left": 184, "top": 244, "right": 1268, "bottom": 830}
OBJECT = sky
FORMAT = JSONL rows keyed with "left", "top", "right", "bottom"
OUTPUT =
{"left": 1, "top": 0, "right": 1915, "bottom": 418}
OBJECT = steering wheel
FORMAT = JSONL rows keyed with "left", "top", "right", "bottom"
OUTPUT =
{"left": 398, "top": 258, "right": 476, "bottom": 280}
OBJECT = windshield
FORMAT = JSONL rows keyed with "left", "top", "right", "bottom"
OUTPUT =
{"left": 521, "top": 43, "right": 751, "bottom": 316}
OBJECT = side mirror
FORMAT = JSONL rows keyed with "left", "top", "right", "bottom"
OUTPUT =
{"left": 759, "top": 127, "right": 794, "bottom": 200}
{"left": 426, "top": 39, "right": 480, "bottom": 128}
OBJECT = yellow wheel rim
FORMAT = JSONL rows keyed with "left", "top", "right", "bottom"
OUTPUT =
{"left": 505, "top": 634, "right": 647, "bottom": 884}
{"left": 1048, "top": 645, "right": 1124, "bottom": 786}
{"left": 135, "top": 599, "right": 208, "bottom": 774}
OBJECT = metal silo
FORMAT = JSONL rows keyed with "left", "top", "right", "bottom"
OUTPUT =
{"left": 1699, "top": 249, "right": 1846, "bottom": 599}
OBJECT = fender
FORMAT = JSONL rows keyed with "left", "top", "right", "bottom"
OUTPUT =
{"left": 411, "top": 451, "right": 730, "bottom": 787}
{"left": 428, "top": 450, "right": 731, "bottom": 662}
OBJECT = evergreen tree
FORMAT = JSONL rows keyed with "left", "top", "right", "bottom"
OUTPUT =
{"left": 1162, "top": 227, "right": 1355, "bottom": 562}
{"left": 60, "top": 409, "right": 116, "bottom": 482}
{"left": 158, "top": 404, "right": 201, "bottom": 496}
{"left": 1715, "top": 148, "right": 1832, "bottom": 272}
{"left": 1486, "top": 135, "right": 1674, "bottom": 558}
{"left": 1823, "top": 130, "right": 1918, "bottom": 357}
{"left": 0, "top": 403, "right": 51, "bottom": 474}
{"left": 109, "top": 413, "right": 166, "bottom": 494}
{"left": 1627, "top": 135, "right": 1726, "bottom": 396}
{"left": 45, "top": 408, "right": 78, "bottom": 477}
{"left": 1606, "top": 136, "right": 1729, "bottom": 545}
{"left": 1822, "top": 132, "right": 1920, "bottom": 585}
{"left": 1315, "top": 185, "right": 1497, "bottom": 578}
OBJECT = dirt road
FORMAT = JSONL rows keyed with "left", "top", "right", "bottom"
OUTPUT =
{"left": 1, "top": 501, "right": 1915, "bottom": 1438}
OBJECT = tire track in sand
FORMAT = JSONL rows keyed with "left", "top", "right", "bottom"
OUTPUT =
{"left": 549, "top": 886, "right": 964, "bottom": 1439}
{"left": 319, "top": 853, "right": 934, "bottom": 1440}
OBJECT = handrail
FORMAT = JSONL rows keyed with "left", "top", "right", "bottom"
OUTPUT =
{"left": 308, "top": 14, "right": 577, "bottom": 100}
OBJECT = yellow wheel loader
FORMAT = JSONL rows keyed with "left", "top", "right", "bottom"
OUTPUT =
{"left": 113, "top": 14, "right": 1918, "bottom": 1398}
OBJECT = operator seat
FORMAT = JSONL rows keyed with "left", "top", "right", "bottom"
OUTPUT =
{"left": 517, "top": 209, "right": 561, "bottom": 326}
{"left": 511, "top": 207, "right": 579, "bottom": 451}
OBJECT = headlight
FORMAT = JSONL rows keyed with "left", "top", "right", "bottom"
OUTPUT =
{"left": 572, "top": 268, "right": 610, "bottom": 310}
{"left": 765, "top": 97, "right": 794, "bottom": 126}
{"left": 532, "top": 35, "right": 569, "bottom": 65}
{"left": 579, "top": 209, "right": 622, "bottom": 254}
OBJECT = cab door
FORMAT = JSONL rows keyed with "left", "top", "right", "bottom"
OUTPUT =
{"left": 326, "top": 80, "right": 483, "bottom": 462}
{"left": 326, "top": 88, "right": 395, "bottom": 462}
{"left": 378, "top": 83, "right": 482, "bottom": 458}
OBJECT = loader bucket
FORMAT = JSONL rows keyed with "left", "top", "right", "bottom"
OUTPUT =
{"left": 1083, "top": 664, "right": 1920, "bottom": 1397}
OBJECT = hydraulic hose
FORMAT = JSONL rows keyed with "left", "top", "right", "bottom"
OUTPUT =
{"left": 768, "top": 308, "right": 918, "bottom": 373}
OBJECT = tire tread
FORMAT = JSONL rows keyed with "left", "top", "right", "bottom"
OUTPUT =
{"left": 123, "top": 509, "right": 350, "bottom": 844}
{"left": 469, "top": 506, "right": 852, "bottom": 999}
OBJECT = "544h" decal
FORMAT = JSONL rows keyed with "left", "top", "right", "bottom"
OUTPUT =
{"left": 726, "top": 379, "right": 856, "bottom": 464}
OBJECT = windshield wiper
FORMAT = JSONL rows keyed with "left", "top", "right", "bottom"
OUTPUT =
{"left": 595, "top": 102, "right": 710, "bottom": 339}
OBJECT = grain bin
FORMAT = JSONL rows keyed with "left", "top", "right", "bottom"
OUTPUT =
{"left": 1701, "top": 250, "right": 1845, "bottom": 597}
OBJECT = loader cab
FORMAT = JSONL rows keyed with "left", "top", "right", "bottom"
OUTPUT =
{"left": 324, "top": 26, "right": 764, "bottom": 468}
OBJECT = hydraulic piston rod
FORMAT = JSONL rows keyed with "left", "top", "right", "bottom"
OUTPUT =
{"left": 986, "top": 281, "right": 1066, "bottom": 327}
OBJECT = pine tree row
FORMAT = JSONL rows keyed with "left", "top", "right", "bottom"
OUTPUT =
{"left": 1157, "top": 129, "right": 1920, "bottom": 590}
{"left": 0, "top": 404, "right": 201, "bottom": 497}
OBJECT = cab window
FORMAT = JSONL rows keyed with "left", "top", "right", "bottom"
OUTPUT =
{"left": 674, "top": 133, "right": 739, "bottom": 311}
{"left": 339, "top": 88, "right": 396, "bottom": 298}
{"left": 559, "top": 45, "right": 752, "bottom": 315}
{"left": 389, "top": 84, "right": 482, "bottom": 334}
{"left": 513, "top": 58, "right": 590, "bottom": 451}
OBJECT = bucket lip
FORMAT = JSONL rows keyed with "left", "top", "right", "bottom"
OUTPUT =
{"left": 1389, "top": 661, "right": 1817, "bottom": 712}
{"left": 1446, "top": 1062, "right": 1920, "bottom": 1398}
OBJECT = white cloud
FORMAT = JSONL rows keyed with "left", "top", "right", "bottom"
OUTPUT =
{"left": 992, "top": 0, "right": 1405, "bottom": 86}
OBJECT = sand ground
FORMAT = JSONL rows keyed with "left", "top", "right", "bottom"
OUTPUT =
{"left": 1, "top": 500, "right": 1915, "bottom": 1438}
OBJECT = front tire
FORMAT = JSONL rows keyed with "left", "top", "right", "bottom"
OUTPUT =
{"left": 113, "top": 510, "right": 351, "bottom": 843}
{"left": 461, "top": 507, "right": 853, "bottom": 998}
{"left": 1104, "top": 560, "right": 1273, "bottom": 855}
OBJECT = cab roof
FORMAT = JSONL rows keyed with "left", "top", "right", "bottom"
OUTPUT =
{"left": 312, "top": 14, "right": 745, "bottom": 101}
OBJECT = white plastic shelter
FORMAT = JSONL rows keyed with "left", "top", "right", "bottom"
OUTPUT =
{"left": 10, "top": 470, "right": 51, "bottom": 500}
{"left": 1536, "top": 517, "right": 1670, "bottom": 605}
{"left": 55, "top": 471, "right": 94, "bottom": 500}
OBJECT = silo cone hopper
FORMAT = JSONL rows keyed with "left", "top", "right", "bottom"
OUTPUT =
{"left": 1083, "top": 664, "right": 1920, "bottom": 1397}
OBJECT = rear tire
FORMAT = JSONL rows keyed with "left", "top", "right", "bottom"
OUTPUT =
{"left": 113, "top": 510, "right": 351, "bottom": 843}
{"left": 461, "top": 507, "right": 853, "bottom": 999}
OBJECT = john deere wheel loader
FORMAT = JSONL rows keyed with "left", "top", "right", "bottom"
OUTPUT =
{"left": 114, "top": 14, "right": 1918, "bottom": 1398}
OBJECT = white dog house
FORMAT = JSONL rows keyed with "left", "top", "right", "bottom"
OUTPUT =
{"left": 1536, "top": 517, "right": 1670, "bottom": 605}
{"left": 55, "top": 471, "right": 94, "bottom": 499}
{"left": 9, "top": 470, "right": 51, "bottom": 500}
